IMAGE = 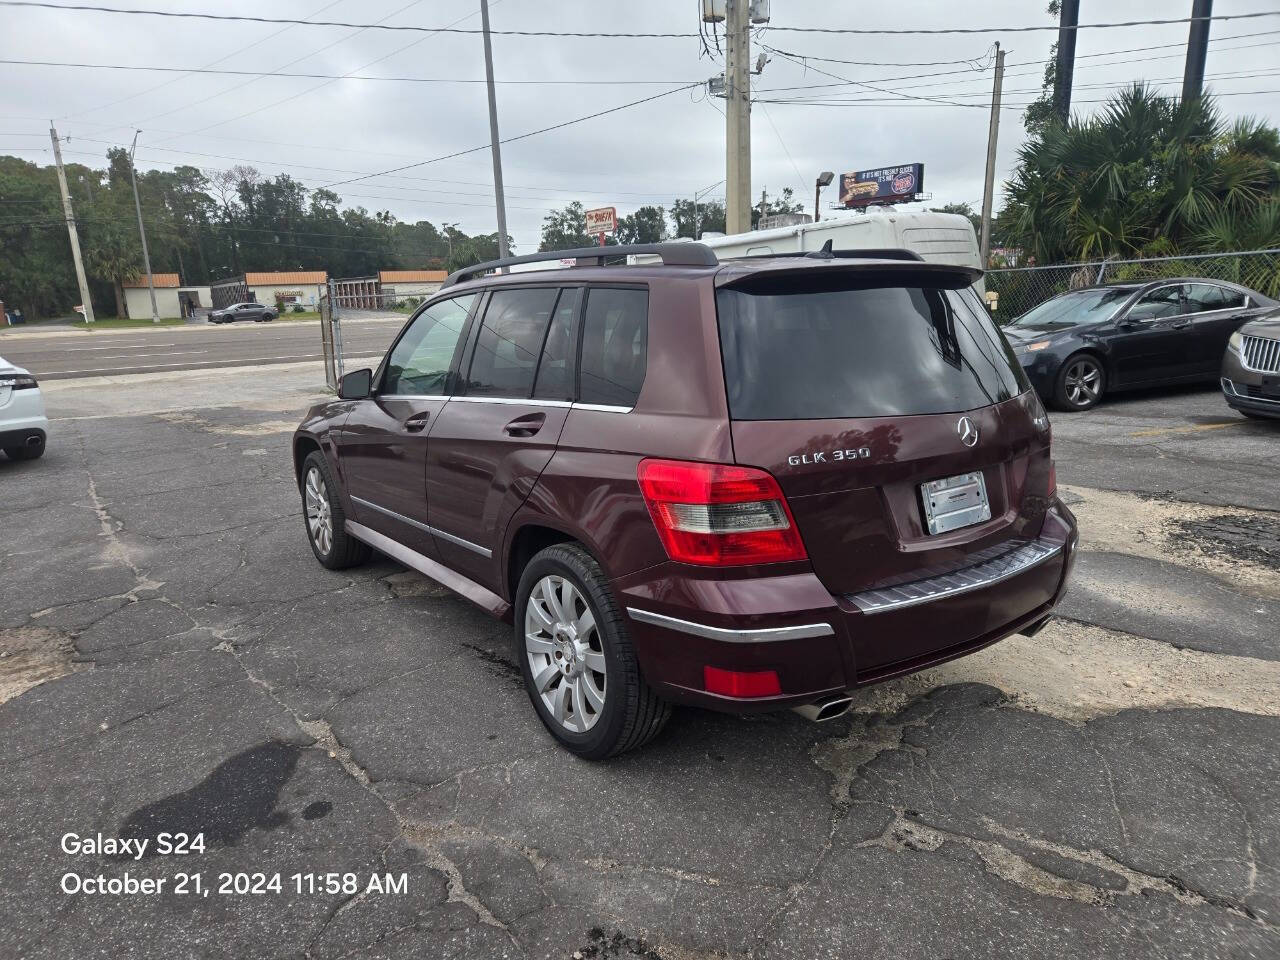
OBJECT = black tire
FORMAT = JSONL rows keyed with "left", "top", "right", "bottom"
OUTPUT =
{"left": 1052, "top": 353, "right": 1106, "bottom": 411}
{"left": 3, "top": 440, "right": 44, "bottom": 461}
{"left": 515, "top": 544, "right": 670, "bottom": 759}
{"left": 263, "top": 313, "right": 275, "bottom": 322}
{"left": 300, "top": 450, "right": 370, "bottom": 570}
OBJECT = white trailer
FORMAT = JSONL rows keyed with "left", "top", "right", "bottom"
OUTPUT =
{"left": 639, "top": 209, "right": 981, "bottom": 271}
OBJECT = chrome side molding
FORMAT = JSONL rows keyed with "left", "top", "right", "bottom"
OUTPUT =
{"left": 349, "top": 495, "right": 492, "bottom": 558}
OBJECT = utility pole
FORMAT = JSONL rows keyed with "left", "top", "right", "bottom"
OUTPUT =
{"left": 128, "top": 130, "right": 160, "bottom": 323}
{"left": 49, "top": 125, "right": 95, "bottom": 324}
{"left": 1054, "top": 0, "right": 1079, "bottom": 124}
{"left": 724, "top": 0, "right": 752, "bottom": 235}
{"left": 1183, "top": 0, "right": 1213, "bottom": 103}
{"left": 979, "top": 43, "right": 1005, "bottom": 268}
{"left": 479, "top": 0, "right": 510, "bottom": 261}
{"left": 758, "top": 188, "right": 767, "bottom": 229}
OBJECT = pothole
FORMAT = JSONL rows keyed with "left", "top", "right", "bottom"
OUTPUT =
{"left": 1063, "top": 484, "right": 1280, "bottom": 597}
{"left": 0, "top": 626, "right": 84, "bottom": 703}
{"left": 1170, "top": 512, "right": 1280, "bottom": 571}
{"left": 844, "top": 619, "right": 1280, "bottom": 725}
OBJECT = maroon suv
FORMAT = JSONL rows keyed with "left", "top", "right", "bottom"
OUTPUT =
{"left": 293, "top": 243, "right": 1077, "bottom": 758}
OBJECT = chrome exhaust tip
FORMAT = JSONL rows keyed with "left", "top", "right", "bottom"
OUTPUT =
{"left": 26, "top": 435, "right": 42, "bottom": 447}
{"left": 791, "top": 694, "right": 854, "bottom": 722}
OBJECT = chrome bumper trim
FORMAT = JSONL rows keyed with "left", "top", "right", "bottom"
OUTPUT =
{"left": 846, "top": 537, "right": 1064, "bottom": 615}
{"left": 626, "top": 607, "right": 835, "bottom": 644}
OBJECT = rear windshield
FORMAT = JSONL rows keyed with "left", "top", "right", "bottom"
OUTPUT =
{"left": 716, "top": 280, "right": 1030, "bottom": 420}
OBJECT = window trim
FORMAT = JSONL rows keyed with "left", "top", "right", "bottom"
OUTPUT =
{"left": 1182, "top": 281, "right": 1248, "bottom": 315}
{"left": 574, "top": 282, "right": 650, "bottom": 410}
{"left": 375, "top": 291, "right": 481, "bottom": 398}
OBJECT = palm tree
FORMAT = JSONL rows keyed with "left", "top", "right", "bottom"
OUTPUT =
{"left": 84, "top": 223, "right": 140, "bottom": 318}
{"left": 1001, "top": 85, "right": 1280, "bottom": 267}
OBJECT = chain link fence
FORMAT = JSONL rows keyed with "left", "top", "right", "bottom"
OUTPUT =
{"left": 985, "top": 249, "right": 1280, "bottom": 322}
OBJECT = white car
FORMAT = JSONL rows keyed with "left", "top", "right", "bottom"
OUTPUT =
{"left": 0, "top": 355, "right": 48, "bottom": 461}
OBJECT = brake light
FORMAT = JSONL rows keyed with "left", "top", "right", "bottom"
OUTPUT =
{"left": 703, "top": 666, "right": 782, "bottom": 698}
{"left": 636, "top": 458, "right": 807, "bottom": 565}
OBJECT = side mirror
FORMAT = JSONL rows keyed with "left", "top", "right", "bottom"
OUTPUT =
{"left": 339, "top": 368, "right": 373, "bottom": 400}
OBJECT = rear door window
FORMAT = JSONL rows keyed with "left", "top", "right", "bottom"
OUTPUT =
{"left": 465, "top": 288, "right": 559, "bottom": 398}
{"left": 716, "top": 279, "right": 1028, "bottom": 420}
{"left": 579, "top": 287, "right": 648, "bottom": 407}
{"left": 533, "top": 289, "right": 580, "bottom": 401}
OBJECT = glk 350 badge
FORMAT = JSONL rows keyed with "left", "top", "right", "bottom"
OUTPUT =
{"left": 788, "top": 447, "right": 871, "bottom": 466}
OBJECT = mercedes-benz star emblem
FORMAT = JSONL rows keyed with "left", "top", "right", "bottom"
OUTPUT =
{"left": 957, "top": 416, "right": 979, "bottom": 447}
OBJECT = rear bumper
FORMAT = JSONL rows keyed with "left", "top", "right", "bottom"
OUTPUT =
{"left": 618, "top": 501, "right": 1078, "bottom": 712}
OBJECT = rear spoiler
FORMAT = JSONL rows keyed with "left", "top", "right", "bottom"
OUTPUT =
{"left": 726, "top": 242, "right": 926, "bottom": 263}
{"left": 715, "top": 251, "right": 984, "bottom": 289}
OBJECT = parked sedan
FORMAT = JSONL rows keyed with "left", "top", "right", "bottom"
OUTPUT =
{"left": 0, "top": 355, "right": 48, "bottom": 460}
{"left": 1222, "top": 307, "right": 1280, "bottom": 420}
{"left": 1004, "top": 279, "right": 1276, "bottom": 410}
{"left": 208, "top": 302, "right": 276, "bottom": 324}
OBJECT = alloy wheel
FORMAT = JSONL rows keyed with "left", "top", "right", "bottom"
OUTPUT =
{"left": 1064, "top": 358, "right": 1102, "bottom": 407}
{"left": 524, "top": 575, "right": 607, "bottom": 733}
{"left": 304, "top": 466, "right": 333, "bottom": 555}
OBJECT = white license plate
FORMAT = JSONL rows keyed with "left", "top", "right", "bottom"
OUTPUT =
{"left": 921, "top": 471, "right": 991, "bottom": 535}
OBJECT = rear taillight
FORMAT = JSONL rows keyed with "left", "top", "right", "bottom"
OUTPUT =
{"left": 636, "top": 458, "right": 807, "bottom": 566}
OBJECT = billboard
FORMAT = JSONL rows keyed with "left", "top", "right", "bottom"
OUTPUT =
{"left": 839, "top": 163, "right": 924, "bottom": 208}
{"left": 585, "top": 206, "right": 617, "bottom": 236}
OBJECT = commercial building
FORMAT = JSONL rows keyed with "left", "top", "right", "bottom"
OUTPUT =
{"left": 210, "top": 271, "right": 328, "bottom": 310}
{"left": 378, "top": 269, "right": 447, "bottom": 299}
{"left": 332, "top": 270, "right": 448, "bottom": 309}
{"left": 122, "top": 274, "right": 182, "bottom": 319}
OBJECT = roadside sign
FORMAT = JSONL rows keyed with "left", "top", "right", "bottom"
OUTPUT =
{"left": 839, "top": 164, "right": 924, "bottom": 208}
{"left": 585, "top": 206, "right": 617, "bottom": 237}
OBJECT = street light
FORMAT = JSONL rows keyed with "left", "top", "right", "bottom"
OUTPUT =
{"left": 814, "top": 171, "right": 834, "bottom": 223}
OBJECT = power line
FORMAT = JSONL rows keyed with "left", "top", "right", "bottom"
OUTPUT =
{"left": 765, "top": 11, "right": 1280, "bottom": 35}
{"left": 6, "top": 2, "right": 1278, "bottom": 36}
{"left": 0, "top": 58, "right": 699, "bottom": 86}
{"left": 0, "top": 2, "right": 699, "bottom": 36}
{"left": 318, "top": 83, "right": 702, "bottom": 189}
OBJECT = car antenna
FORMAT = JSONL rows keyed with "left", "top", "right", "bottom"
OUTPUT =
{"left": 806, "top": 239, "right": 835, "bottom": 260}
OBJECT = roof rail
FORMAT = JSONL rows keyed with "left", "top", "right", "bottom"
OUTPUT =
{"left": 440, "top": 242, "right": 719, "bottom": 288}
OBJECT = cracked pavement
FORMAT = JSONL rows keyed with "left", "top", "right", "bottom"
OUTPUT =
{"left": 1, "top": 367, "right": 1277, "bottom": 959}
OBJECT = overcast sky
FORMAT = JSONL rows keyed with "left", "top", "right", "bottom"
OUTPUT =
{"left": 3, "top": 0, "right": 1279, "bottom": 254}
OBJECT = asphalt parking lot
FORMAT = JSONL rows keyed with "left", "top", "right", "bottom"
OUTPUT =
{"left": 1, "top": 367, "right": 1277, "bottom": 959}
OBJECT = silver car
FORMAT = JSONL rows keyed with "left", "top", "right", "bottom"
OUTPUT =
{"left": 209, "top": 302, "right": 276, "bottom": 324}
{"left": 1222, "top": 307, "right": 1280, "bottom": 420}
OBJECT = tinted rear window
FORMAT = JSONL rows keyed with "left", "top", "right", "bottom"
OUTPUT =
{"left": 716, "top": 281, "right": 1029, "bottom": 420}
{"left": 579, "top": 287, "right": 648, "bottom": 407}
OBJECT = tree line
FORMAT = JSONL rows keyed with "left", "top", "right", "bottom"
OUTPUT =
{"left": 0, "top": 150, "right": 506, "bottom": 319}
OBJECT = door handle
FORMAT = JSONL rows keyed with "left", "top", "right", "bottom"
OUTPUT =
{"left": 404, "top": 412, "right": 430, "bottom": 432}
{"left": 1170, "top": 318, "right": 1192, "bottom": 329}
{"left": 503, "top": 412, "right": 545, "bottom": 437}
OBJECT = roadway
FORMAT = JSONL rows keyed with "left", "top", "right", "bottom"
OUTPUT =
{"left": 0, "top": 315, "right": 403, "bottom": 380}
